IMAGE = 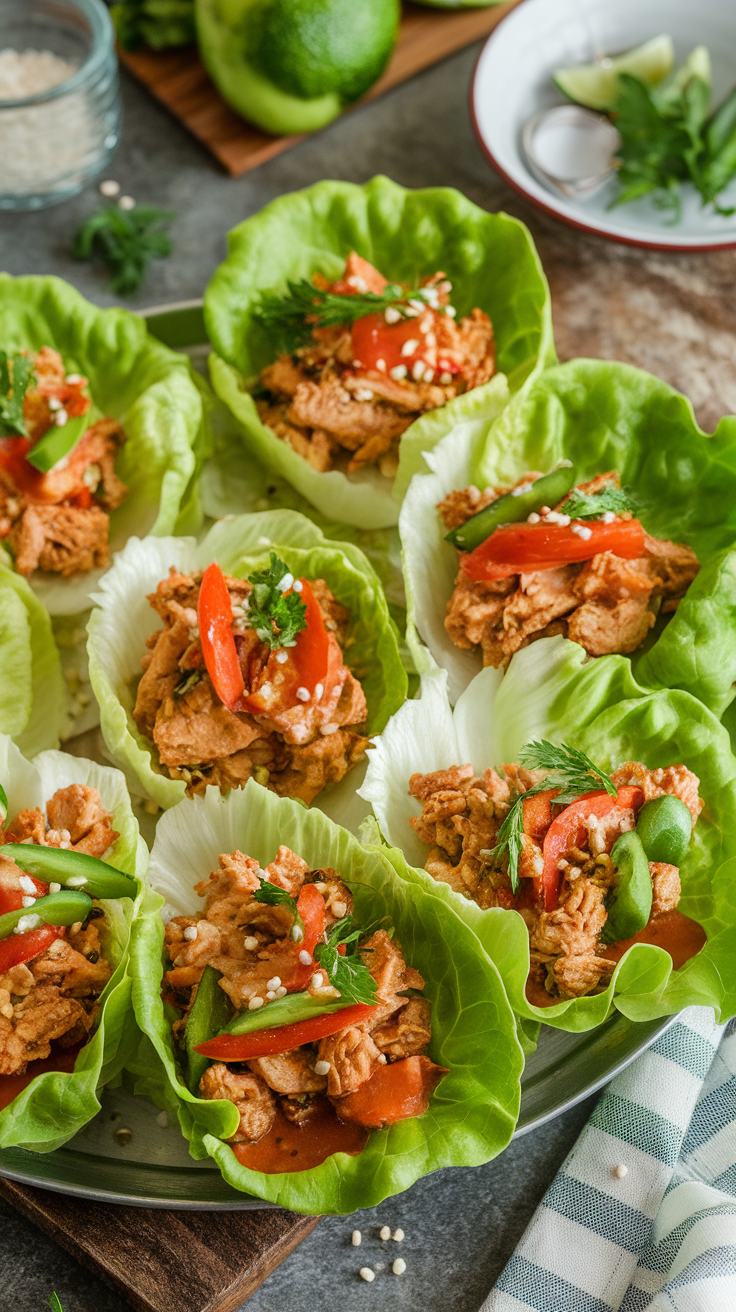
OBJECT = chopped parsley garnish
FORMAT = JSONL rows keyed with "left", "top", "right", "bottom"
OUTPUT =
{"left": 314, "top": 916, "right": 379, "bottom": 1006}
{"left": 254, "top": 279, "right": 443, "bottom": 354}
{"left": 246, "top": 552, "right": 307, "bottom": 650}
{"left": 173, "top": 669, "right": 202, "bottom": 700}
{"left": 72, "top": 205, "right": 175, "bottom": 296}
{"left": 0, "top": 350, "right": 32, "bottom": 438}
{"left": 252, "top": 875, "right": 305, "bottom": 939}
{"left": 561, "top": 484, "right": 636, "bottom": 521}
{"left": 482, "top": 740, "right": 616, "bottom": 892}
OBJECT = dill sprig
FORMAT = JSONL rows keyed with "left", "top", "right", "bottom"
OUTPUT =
{"left": 483, "top": 740, "right": 616, "bottom": 892}
{"left": 72, "top": 205, "right": 175, "bottom": 296}
{"left": 0, "top": 350, "right": 33, "bottom": 438}
{"left": 253, "top": 278, "right": 439, "bottom": 353}
{"left": 314, "top": 916, "right": 379, "bottom": 1006}
{"left": 246, "top": 552, "right": 307, "bottom": 651}
{"left": 561, "top": 485, "right": 636, "bottom": 521}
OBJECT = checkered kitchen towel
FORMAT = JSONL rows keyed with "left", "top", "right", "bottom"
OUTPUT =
{"left": 484, "top": 1007, "right": 736, "bottom": 1312}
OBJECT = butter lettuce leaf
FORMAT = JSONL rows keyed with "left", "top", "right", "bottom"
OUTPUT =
{"left": 402, "top": 358, "right": 736, "bottom": 709}
{"left": 0, "top": 560, "right": 68, "bottom": 755}
{"left": 0, "top": 273, "right": 203, "bottom": 615}
{"left": 127, "top": 779, "right": 522, "bottom": 1212}
{"left": 0, "top": 734, "right": 149, "bottom": 1151}
{"left": 360, "top": 636, "right": 736, "bottom": 1030}
{"left": 204, "top": 175, "right": 554, "bottom": 527}
{"left": 87, "top": 510, "right": 407, "bottom": 810}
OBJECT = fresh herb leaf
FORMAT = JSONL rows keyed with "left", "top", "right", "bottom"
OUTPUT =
{"left": 246, "top": 552, "right": 307, "bottom": 650}
{"left": 252, "top": 875, "right": 305, "bottom": 939}
{"left": 72, "top": 205, "right": 175, "bottom": 296}
{"left": 0, "top": 782, "right": 7, "bottom": 825}
{"left": 111, "top": 0, "right": 195, "bottom": 52}
{"left": 49, "top": 1296, "right": 64, "bottom": 1312}
{"left": 482, "top": 740, "right": 616, "bottom": 891}
{"left": 560, "top": 484, "right": 636, "bottom": 521}
{"left": 254, "top": 279, "right": 441, "bottom": 354}
{"left": 173, "top": 669, "right": 202, "bottom": 700}
{"left": 314, "top": 916, "right": 378, "bottom": 1006}
{"left": 0, "top": 350, "right": 33, "bottom": 438}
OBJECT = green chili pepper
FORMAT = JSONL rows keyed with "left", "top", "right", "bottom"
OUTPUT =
{"left": 0, "top": 845, "right": 136, "bottom": 900}
{"left": 0, "top": 783, "right": 7, "bottom": 825}
{"left": 0, "top": 889, "right": 93, "bottom": 940}
{"left": 601, "top": 830, "right": 652, "bottom": 945}
{"left": 635, "top": 795, "right": 692, "bottom": 866}
{"left": 184, "top": 964, "right": 232, "bottom": 1095}
{"left": 226, "top": 990, "right": 349, "bottom": 1037}
{"left": 445, "top": 462, "right": 577, "bottom": 551}
{"left": 25, "top": 414, "right": 89, "bottom": 473}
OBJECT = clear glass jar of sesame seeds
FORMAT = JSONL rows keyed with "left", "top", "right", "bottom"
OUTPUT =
{"left": 0, "top": 0, "right": 121, "bottom": 211}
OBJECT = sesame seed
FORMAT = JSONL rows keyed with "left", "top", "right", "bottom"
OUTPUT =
{"left": 602, "top": 511, "right": 616, "bottom": 523}
{"left": 293, "top": 580, "right": 303, "bottom": 592}
{"left": 352, "top": 359, "right": 364, "bottom": 368}
{"left": 375, "top": 358, "right": 387, "bottom": 372}
{"left": 445, "top": 305, "right": 457, "bottom": 317}
{"left": 290, "top": 924, "right": 304, "bottom": 942}
{"left": 571, "top": 524, "right": 592, "bottom": 540}
{"left": 248, "top": 997, "right": 264, "bottom": 1011}
{"left": 354, "top": 387, "right": 374, "bottom": 402}
{"left": 439, "top": 371, "right": 452, "bottom": 385}
{"left": 359, "top": 1268, "right": 375, "bottom": 1283}
{"left": 15, "top": 913, "right": 42, "bottom": 934}
{"left": 54, "top": 408, "right": 68, "bottom": 426}
{"left": 511, "top": 481, "right": 534, "bottom": 497}
{"left": 19, "top": 876, "right": 36, "bottom": 894}
{"left": 99, "top": 179, "right": 120, "bottom": 197}
{"left": 48, "top": 396, "right": 62, "bottom": 411}
{"left": 314, "top": 1060, "right": 331, "bottom": 1076}
{"left": 438, "top": 280, "right": 452, "bottom": 293}
{"left": 425, "top": 331, "right": 437, "bottom": 347}
{"left": 296, "top": 686, "right": 310, "bottom": 702}
{"left": 400, "top": 339, "right": 419, "bottom": 357}
{"left": 392, "top": 1229, "right": 405, "bottom": 1242}
{"left": 347, "top": 275, "right": 368, "bottom": 293}
{"left": 277, "top": 572, "right": 294, "bottom": 592}
{"left": 379, "top": 1226, "right": 391, "bottom": 1241}
{"left": 275, "top": 651, "right": 288, "bottom": 663}
{"left": 66, "top": 875, "right": 88, "bottom": 888}
{"left": 314, "top": 683, "right": 324, "bottom": 700}
{"left": 423, "top": 369, "right": 434, "bottom": 383}
{"left": 256, "top": 868, "right": 269, "bottom": 880}
{"left": 183, "top": 925, "right": 198, "bottom": 941}
{"left": 384, "top": 306, "right": 401, "bottom": 324}
{"left": 613, "top": 1163, "right": 628, "bottom": 1179}
{"left": 321, "top": 722, "right": 339, "bottom": 735}
{"left": 49, "top": 882, "right": 61, "bottom": 894}
{"left": 389, "top": 364, "right": 407, "bottom": 381}
{"left": 275, "top": 985, "right": 287, "bottom": 997}
{"left": 377, "top": 1053, "right": 387, "bottom": 1064}
{"left": 411, "top": 360, "right": 425, "bottom": 381}
{"left": 408, "top": 299, "right": 424, "bottom": 312}
{"left": 244, "top": 936, "right": 258, "bottom": 950}
{"left": 392, "top": 1258, "right": 407, "bottom": 1276}
{"left": 266, "top": 990, "right": 276, "bottom": 1000}
{"left": 22, "top": 895, "right": 36, "bottom": 908}
{"left": 118, "top": 195, "right": 136, "bottom": 210}
{"left": 332, "top": 900, "right": 347, "bottom": 918}
{"left": 267, "top": 976, "right": 281, "bottom": 990}
{"left": 527, "top": 512, "right": 541, "bottom": 523}
{"left": 403, "top": 306, "right": 419, "bottom": 317}
{"left": 311, "top": 972, "right": 325, "bottom": 988}
{"left": 540, "top": 506, "right": 550, "bottom": 515}
{"left": 299, "top": 950, "right": 312, "bottom": 965}
{"left": 352, "top": 1229, "right": 362, "bottom": 1246}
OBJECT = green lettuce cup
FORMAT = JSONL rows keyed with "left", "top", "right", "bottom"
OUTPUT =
{"left": 0, "top": 563, "right": 68, "bottom": 756}
{"left": 128, "top": 779, "right": 523, "bottom": 1213}
{"left": 360, "top": 635, "right": 736, "bottom": 1032}
{"left": 87, "top": 509, "right": 408, "bottom": 810}
{"left": 0, "top": 274, "right": 203, "bottom": 616}
{"left": 402, "top": 358, "right": 736, "bottom": 707}
{"left": 0, "top": 733, "right": 149, "bottom": 1152}
{"left": 204, "top": 175, "right": 554, "bottom": 529}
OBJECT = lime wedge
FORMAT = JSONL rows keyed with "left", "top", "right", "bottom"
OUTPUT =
{"left": 554, "top": 35, "right": 675, "bottom": 111}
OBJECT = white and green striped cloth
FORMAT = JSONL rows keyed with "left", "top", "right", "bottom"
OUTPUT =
{"left": 485, "top": 1008, "right": 736, "bottom": 1312}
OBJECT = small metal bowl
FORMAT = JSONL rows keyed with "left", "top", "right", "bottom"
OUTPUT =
{"left": 522, "top": 103, "right": 621, "bottom": 201}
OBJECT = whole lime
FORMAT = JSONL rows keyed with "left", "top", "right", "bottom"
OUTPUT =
{"left": 196, "top": 0, "right": 400, "bottom": 135}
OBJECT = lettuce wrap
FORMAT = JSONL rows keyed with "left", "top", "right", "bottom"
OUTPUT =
{"left": 87, "top": 509, "right": 408, "bottom": 810}
{"left": 128, "top": 780, "right": 523, "bottom": 1212}
{"left": 0, "top": 274, "right": 203, "bottom": 616}
{"left": 402, "top": 358, "right": 736, "bottom": 707}
{"left": 0, "top": 562, "right": 68, "bottom": 757}
{"left": 204, "top": 176, "right": 554, "bottom": 529}
{"left": 360, "top": 636, "right": 736, "bottom": 1031}
{"left": 0, "top": 733, "right": 149, "bottom": 1151}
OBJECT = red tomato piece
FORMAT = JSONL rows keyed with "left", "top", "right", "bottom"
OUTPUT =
{"left": 462, "top": 519, "right": 647, "bottom": 582}
{"left": 351, "top": 312, "right": 437, "bottom": 375}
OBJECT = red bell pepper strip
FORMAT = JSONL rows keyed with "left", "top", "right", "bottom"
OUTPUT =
{"left": 287, "top": 883, "right": 326, "bottom": 992}
{"left": 539, "top": 785, "right": 644, "bottom": 912}
{"left": 194, "top": 1002, "right": 376, "bottom": 1061}
{"left": 0, "top": 923, "right": 64, "bottom": 974}
{"left": 335, "top": 1056, "right": 449, "bottom": 1127}
{"left": 290, "top": 579, "right": 331, "bottom": 697}
{"left": 0, "top": 875, "right": 47, "bottom": 917}
{"left": 197, "top": 561, "right": 245, "bottom": 712}
{"left": 462, "top": 519, "right": 647, "bottom": 582}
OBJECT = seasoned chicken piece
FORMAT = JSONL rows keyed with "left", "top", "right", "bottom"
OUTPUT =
{"left": 437, "top": 483, "right": 503, "bottom": 532}
{"left": 552, "top": 953, "right": 615, "bottom": 1000}
{"left": 31, "top": 938, "right": 111, "bottom": 996}
{"left": 372, "top": 997, "right": 432, "bottom": 1059}
{"left": 133, "top": 608, "right": 192, "bottom": 738}
{"left": 343, "top": 371, "right": 449, "bottom": 413}
{"left": 266, "top": 846, "right": 309, "bottom": 896}
{"left": 267, "top": 728, "right": 369, "bottom": 805}
{"left": 5, "top": 808, "right": 47, "bottom": 844}
{"left": 288, "top": 379, "right": 411, "bottom": 452}
{"left": 522, "top": 872, "right": 608, "bottom": 960}
{"left": 317, "top": 1025, "right": 383, "bottom": 1098}
{"left": 46, "top": 784, "right": 118, "bottom": 852}
{"left": 0, "top": 986, "right": 88, "bottom": 1075}
{"left": 151, "top": 677, "right": 264, "bottom": 768}
{"left": 260, "top": 357, "right": 307, "bottom": 398}
{"left": 611, "top": 761, "right": 703, "bottom": 826}
{"left": 568, "top": 595, "right": 656, "bottom": 656}
{"left": 409, "top": 765, "right": 475, "bottom": 802}
{"left": 444, "top": 574, "right": 514, "bottom": 652}
{"left": 643, "top": 533, "right": 700, "bottom": 597}
{"left": 248, "top": 1048, "right": 327, "bottom": 1095}
{"left": 10, "top": 504, "right": 110, "bottom": 577}
{"left": 256, "top": 402, "right": 333, "bottom": 472}
{"left": 650, "top": 863, "right": 682, "bottom": 916}
{"left": 199, "top": 1064, "right": 276, "bottom": 1143}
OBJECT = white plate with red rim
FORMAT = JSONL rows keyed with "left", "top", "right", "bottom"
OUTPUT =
{"left": 471, "top": 0, "right": 736, "bottom": 251}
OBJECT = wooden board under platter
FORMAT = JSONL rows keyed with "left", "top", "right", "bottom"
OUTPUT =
{"left": 118, "top": 0, "right": 522, "bottom": 176}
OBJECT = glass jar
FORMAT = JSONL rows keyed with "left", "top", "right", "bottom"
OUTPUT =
{"left": 0, "top": 0, "right": 121, "bottom": 211}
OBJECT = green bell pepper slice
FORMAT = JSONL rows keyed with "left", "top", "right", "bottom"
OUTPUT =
{"left": 445, "top": 461, "right": 577, "bottom": 550}
{"left": 601, "top": 830, "right": 653, "bottom": 945}
{"left": 635, "top": 795, "right": 692, "bottom": 867}
{"left": 183, "top": 964, "right": 232, "bottom": 1096}
{"left": 0, "top": 889, "right": 93, "bottom": 940}
{"left": 25, "top": 414, "right": 89, "bottom": 473}
{"left": 226, "top": 990, "right": 350, "bottom": 1037}
{"left": 0, "top": 845, "right": 137, "bottom": 900}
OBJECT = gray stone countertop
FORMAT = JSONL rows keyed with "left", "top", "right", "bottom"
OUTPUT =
{"left": 0, "top": 35, "right": 734, "bottom": 1312}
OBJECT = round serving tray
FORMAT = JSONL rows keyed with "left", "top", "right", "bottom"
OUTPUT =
{"left": 0, "top": 299, "right": 678, "bottom": 1209}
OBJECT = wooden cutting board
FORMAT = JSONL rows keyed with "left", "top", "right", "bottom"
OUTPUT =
{"left": 118, "top": 0, "right": 522, "bottom": 176}
{"left": 0, "top": 1177, "right": 319, "bottom": 1312}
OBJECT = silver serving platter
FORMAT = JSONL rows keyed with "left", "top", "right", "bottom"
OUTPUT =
{"left": 0, "top": 301, "right": 678, "bottom": 1209}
